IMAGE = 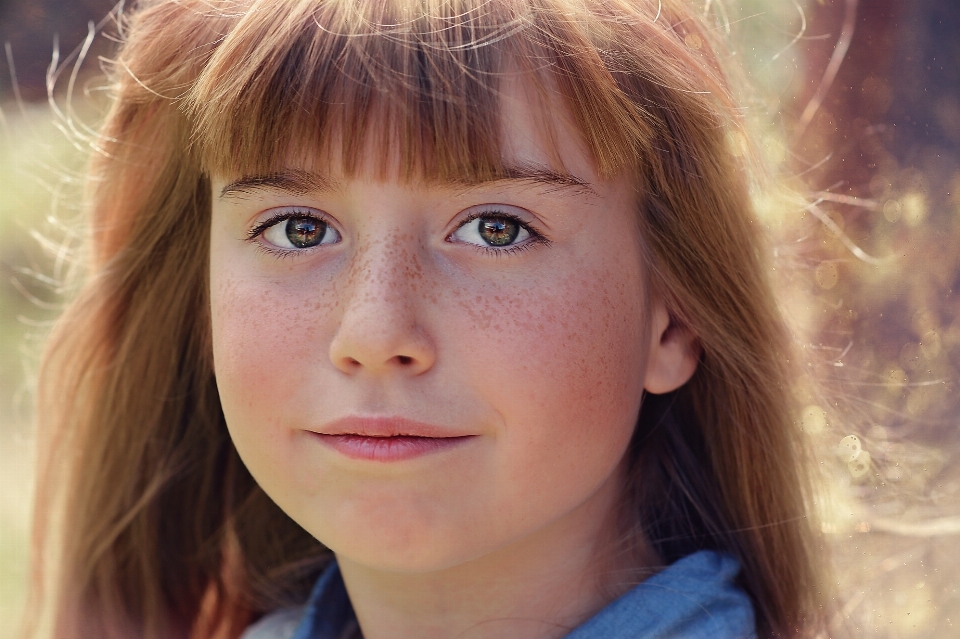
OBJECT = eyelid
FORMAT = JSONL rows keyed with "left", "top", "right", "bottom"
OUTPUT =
{"left": 453, "top": 204, "right": 544, "bottom": 233}
{"left": 448, "top": 204, "right": 551, "bottom": 252}
{"left": 246, "top": 206, "right": 334, "bottom": 241}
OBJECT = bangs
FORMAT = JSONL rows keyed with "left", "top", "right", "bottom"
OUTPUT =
{"left": 185, "top": 0, "right": 645, "bottom": 182}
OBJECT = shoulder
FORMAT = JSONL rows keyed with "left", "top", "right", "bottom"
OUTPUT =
{"left": 240, "top": 606, "right": 307, "bottom": 639}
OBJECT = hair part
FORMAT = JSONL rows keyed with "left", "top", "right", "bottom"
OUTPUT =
{"left": 28, "top": 1, "right": 824, "bottom": 638}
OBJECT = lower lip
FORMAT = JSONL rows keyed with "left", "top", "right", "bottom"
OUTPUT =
{"left": 311, "top": 434, "right": 475, "bottom": 462}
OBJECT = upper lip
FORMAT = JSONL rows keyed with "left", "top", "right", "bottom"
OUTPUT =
{"left": 313, "top": 416, "right": 473, "bottom": 439}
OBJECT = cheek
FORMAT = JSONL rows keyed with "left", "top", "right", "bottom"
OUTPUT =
{"left": 473, "top": 254, "right": 644, "bottom": 394}
{"left": 209, "top": 263, "right": 338, "bottom": 445}
{"left": 452, "top": 253, "right": 647, "bottom": 489}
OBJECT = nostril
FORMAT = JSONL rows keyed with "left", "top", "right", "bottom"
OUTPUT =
{"left": 397, "top": 355, "right": 413, "bottom": 365}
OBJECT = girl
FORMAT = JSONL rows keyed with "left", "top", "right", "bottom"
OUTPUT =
{"left": 27, "top": 0, "right": 824, "bottom": 638}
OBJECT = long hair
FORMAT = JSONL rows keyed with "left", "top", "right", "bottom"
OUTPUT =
{"left": 27, "top": 1, "right": 823, "bottom": 637}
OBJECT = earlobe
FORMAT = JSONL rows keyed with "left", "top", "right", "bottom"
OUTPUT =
{"left": 643, "top": 304, "right": 701, "bottom": 395}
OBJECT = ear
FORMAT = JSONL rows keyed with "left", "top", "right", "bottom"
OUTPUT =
{"left": 644, "top": 299, "right": 701, "bottom": 395}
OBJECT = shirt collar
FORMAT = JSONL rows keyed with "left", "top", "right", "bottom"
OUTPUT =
{"left": 291, "top": 550, "right": 755, "bottom": 639}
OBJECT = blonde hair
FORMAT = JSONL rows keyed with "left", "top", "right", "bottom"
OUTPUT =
{"left": 29, "top": 1, "right": 823, "bottom": 637}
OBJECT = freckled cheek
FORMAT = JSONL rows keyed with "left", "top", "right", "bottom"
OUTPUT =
{"left": 210, "top": 270, "right": 337, "bottom": 431}
{"left": 455, "top": 263, "right": 647, "bottom": 455}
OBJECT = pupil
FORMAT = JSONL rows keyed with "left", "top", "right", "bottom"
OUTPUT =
{"left": 478, "top": 216, "right": 519, "bottom": 246}
{"left": 285, "top": 216, "right": 326, "bottom": 248}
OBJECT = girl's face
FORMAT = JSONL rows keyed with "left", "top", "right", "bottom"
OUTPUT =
{"left": 209, "top": 79, "right": 694, "bottom": 572}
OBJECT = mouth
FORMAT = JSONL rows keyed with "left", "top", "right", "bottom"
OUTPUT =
{"left": 309, "top": 416, "right": 476, "bottom": 462}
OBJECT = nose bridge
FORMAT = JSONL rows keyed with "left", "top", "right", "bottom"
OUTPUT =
{"left": 347, "top": 231, "right": 423, "bottom": 311}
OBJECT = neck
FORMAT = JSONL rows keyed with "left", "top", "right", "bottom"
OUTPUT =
{"left": 335, "top": 468, "right": 656, "bottom": 639}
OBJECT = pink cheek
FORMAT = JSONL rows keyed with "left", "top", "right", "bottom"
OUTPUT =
{"left": 211, "top": 275, "right": 336, "bottom": 423}
{"left": 452, "top": 258, "right": 645, "bottom": 435}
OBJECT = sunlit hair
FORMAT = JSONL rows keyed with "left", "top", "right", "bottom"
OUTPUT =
{"left": 28, "top": 1, "right": 824, "bottom": 637}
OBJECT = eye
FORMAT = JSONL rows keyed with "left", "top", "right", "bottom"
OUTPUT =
{"left": 450, "top": 211, "right": 535, "bottom": 250}
{"left": 256, "top": 212, "right": 341, "bottom": 250}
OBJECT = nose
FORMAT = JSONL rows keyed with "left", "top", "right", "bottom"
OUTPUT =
{"left": 328, "top": 238, "right": 436, "bottom": 377}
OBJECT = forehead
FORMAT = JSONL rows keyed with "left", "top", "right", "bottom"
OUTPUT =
{"left": 213, "top": 73, "right": 608, "bottom": 204}
{"left": 491, "top": 72, "right": 600, "bottom": 187}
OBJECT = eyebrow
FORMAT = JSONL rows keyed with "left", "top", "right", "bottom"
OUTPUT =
{"left": 219, "top": 169, "right": 342, "bottom": 199}
{"left": 218, "top": 162, "right": 599, "bottom": 200}
{"left": 452, "top": 163, "right": 600, "bottom": 198}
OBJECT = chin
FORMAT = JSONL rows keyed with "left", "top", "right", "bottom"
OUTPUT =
{"left": 327, "top": 512, "right": 515, "bottom": 575}
{"left": 327, "top": 526, "right": 483, "bottom": 574}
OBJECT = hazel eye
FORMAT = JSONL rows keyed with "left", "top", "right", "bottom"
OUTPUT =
{"left": 261, "top": 214, "right": 341, "bottom": 250}
{"left": 452, "top": 213, "right": 531, "bottom": 248}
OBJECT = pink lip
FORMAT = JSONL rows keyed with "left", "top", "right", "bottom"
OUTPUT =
{"left": 309, "top": 417, "right": 476, "bottom": 462}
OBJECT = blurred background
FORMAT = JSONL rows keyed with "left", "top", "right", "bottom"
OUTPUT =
{"left": 1, "top": 0, "right": 958, "bottom": 636}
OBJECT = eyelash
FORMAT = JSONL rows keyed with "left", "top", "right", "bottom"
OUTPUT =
{"left": 452, "top": 209, "right": 551, "bottom": 257}
{"left": 245, "top": 208, "right": 332, "bottom": 258}
{"left": 245, "top": 207, "right": 551, "bottom": 257}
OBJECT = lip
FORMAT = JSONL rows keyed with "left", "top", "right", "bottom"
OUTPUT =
{"left": 308, "top": 416, "right": 476, "bottom": 462}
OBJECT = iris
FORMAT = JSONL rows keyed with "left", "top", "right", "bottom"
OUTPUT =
{"left": 478, "top": 216, "right": 520, "bottom": 246}
{"left": 286, "top": 216, "right": 327, "bottom": 248}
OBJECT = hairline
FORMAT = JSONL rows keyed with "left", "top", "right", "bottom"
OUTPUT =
{"left": 217, "top": 162, "right": 602, "bottom": 201}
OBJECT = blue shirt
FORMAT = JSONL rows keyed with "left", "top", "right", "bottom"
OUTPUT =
{"left": 242, "top": 550, "right": 756, "bottom": 639}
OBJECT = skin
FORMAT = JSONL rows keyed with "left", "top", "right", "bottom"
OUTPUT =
{"left": 209, "top": 77, "right": 699, "bottom": 639}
